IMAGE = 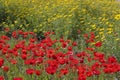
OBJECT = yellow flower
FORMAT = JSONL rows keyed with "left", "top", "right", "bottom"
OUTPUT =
{"left": 68, "top": 14, "right": 73, "bottom": 17}
{"left": 90, "top": 42, "right": 95, "bottom": 45}
{"left": 95, "top": 35, "right": 99, "bottom": 39}
{"left": 99, "top": 31, "right": 104, "bottom": 35}
{"left": 114, "top": 14, "right": 120, "bottom": 20}
{"left": 99, "top": 28, "right": 104, "bottom": 31}
{"left": 20, "top": 25, "right": 23, "bottom": 28}
{"left": 109, "top": 24, "right": 113, "bottom": 27}
{"left": 34, "top": 28, "right": 37, "bottom": 32}
{"left": 47, "top": 18, "right": 51, "bottom": 22}
{"left": 91, "top": 24, "right": 96, "bottom": 29}
{"left": 116, "top": 38, "right": 119, "bottom": 41}
{"left": 40, "top": 24, "right": 42, "bottom": 27}
{"left": 107, "top": 31, "right": 112, "bottom": 34}
{"left": 82, "top": 9, "right": 87, "bottom": 12}
{"left": 107, "top": 28, "right": 113, "bottom": 31}
{"left": 11, "top": 24, "right": 14, "bottom": 28}
{"left": 14, "top": 21, "right": 18, "bottom": 24}
{"left": 101, "top": 36, "right": 105, "bottom": 41}
{"left": 105, "top": 22, "right": 109, "bottom": 25}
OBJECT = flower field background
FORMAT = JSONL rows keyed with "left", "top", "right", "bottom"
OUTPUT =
{"left": 0, "top": 0, "right": 120, "bottom": 80}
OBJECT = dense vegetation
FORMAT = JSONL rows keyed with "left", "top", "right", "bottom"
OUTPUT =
{"left": 0, "top": 0, "right": 120, "bottom": 80}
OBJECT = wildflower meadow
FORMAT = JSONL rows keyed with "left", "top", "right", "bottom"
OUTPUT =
{"left": 0, "top": 0, "right": 120, "bottom": 80}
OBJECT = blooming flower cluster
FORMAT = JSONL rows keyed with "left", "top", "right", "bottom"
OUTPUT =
{"left": 0, "top": 30, "right": 120, "bottom": 80}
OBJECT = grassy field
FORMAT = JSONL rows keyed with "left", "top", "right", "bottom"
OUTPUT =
{"left": 0, "top": 0, "right": 120, "bottom": 80}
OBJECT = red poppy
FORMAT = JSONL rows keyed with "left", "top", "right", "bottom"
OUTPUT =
{"left": 12, "top": 51, "right": 19, "bottom": 56}
{"left": 107, "top": 56, "right": 117, "bottom": 63}
{"left": 13, "top": 77, "right": 23, "bottom": 80}
{"left": 94, "top": 52, "right": 104, "bottom": 59}
{"left": 70, "top": 58, "right": 79, "bottom": 66}
{"left": 95, "top": 41, "right": 102, "bottom": 47}
{"left": 18, "top": 30, "right": 23, "bottom": 35}
{"left": 35, "top": 58, "right": 43, "bottom": 64}
{"left": 46, "top": 49, "right": 55, "bottom": 58}
{"left": 22, "top": 49, "right": 27, "bottom": 54}
{"left": 4, "top": 27, "right": 10, "bottom": 32}
{"left": 26, "top": 68, "right": 35, "bottom": 75}
{"left": 2, "top": 66, "right": 9, "bottom": 72}
{"left": 62, "top": 42, "right": 67, "bottom": 48}
{"left": 66, "top": 51, "right": 73, "bottom": 55}
{"left": 12, "top": 31, "right": 17, "bottom": 38}
{"left": 21, "top": 53, "right": 27, "bottom": 60}
{"left": 60, "top": 68, "right": 68, "bottom": 75}
{"left": 93, "top": 70, "right": 100, "bottom": 75}
{"left": 10, "top": 59, "right": 17, "bottom": 64}
{"left": 29, "top": 38, "right": 36, "bottom": 43}
{"left": 0, "top": 44, "right": 3, "bottom": 50}
{"left": 35, "top": 70, "right": 41, "bottom": 76}
{"left": 57, "top": 58, "right": 66, "bottom": 65}
{"left": 23, "top": 32, "right": 28, "bottom": 38}
{"left": 76, "top": 53, "right": 83, "bottom": 58}
{"left": 86, "top": 71, "right": 93, "bottom": 77}
{"left": 1, "top": 35, "right": 10, "bottom": 40}
{"left": 80, "top": 58, "right": 84, "bottom": 63}
{"left": 47, "top": 60, "right": 58, "bottom": 68}
{"left": 44, "top": 31, "right": 51, "bottom": 36}
{"left": 0, "top": 58, "right": 4, "bottom": 67}
{"left": 0, "top": 39, "right": 6, "bottom": 44}
{"left": 77, "top": 66, "right": 86, "bottom": 74}
{"left": 72, "top": 41, "right": 77, "bottom": 46}
{"left": 59, "top": 38, "right": 64, "bottom": 42}
{"left": 29, "top": 32, "right": 35, "bottom": 35}
{"left": 46, "top": 66, "right": 57, "bottom": 75}
{"left": 86, "top": 47, "right": 94, "bottom": 51}
{"left": 83, "top": 34, "right": 88, "bottom": 38}
{"left": 103, "top": 67, "right": 113, "bottom": 74}
{"left": 68, "top": 46, "right": 72, "bottom": 51}
{"left": 1, "top": 49, "right": 7, "bottom": 55}
{"left": 78, "top": 74, "right": 86, "bottom": 80}
{"left": 0, "top": 76, "right": 4, "bottom": 80}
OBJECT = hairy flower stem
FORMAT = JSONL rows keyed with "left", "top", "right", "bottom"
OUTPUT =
{"left": 3, "top": 72, "right": 8, "bottom": 80}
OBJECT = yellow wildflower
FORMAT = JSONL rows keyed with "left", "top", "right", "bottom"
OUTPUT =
{"left": 34, "top": 28, "right": 37, "bottom": 33}
{"left": 115, "top": 14, "right": 120, "bottom": 20}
